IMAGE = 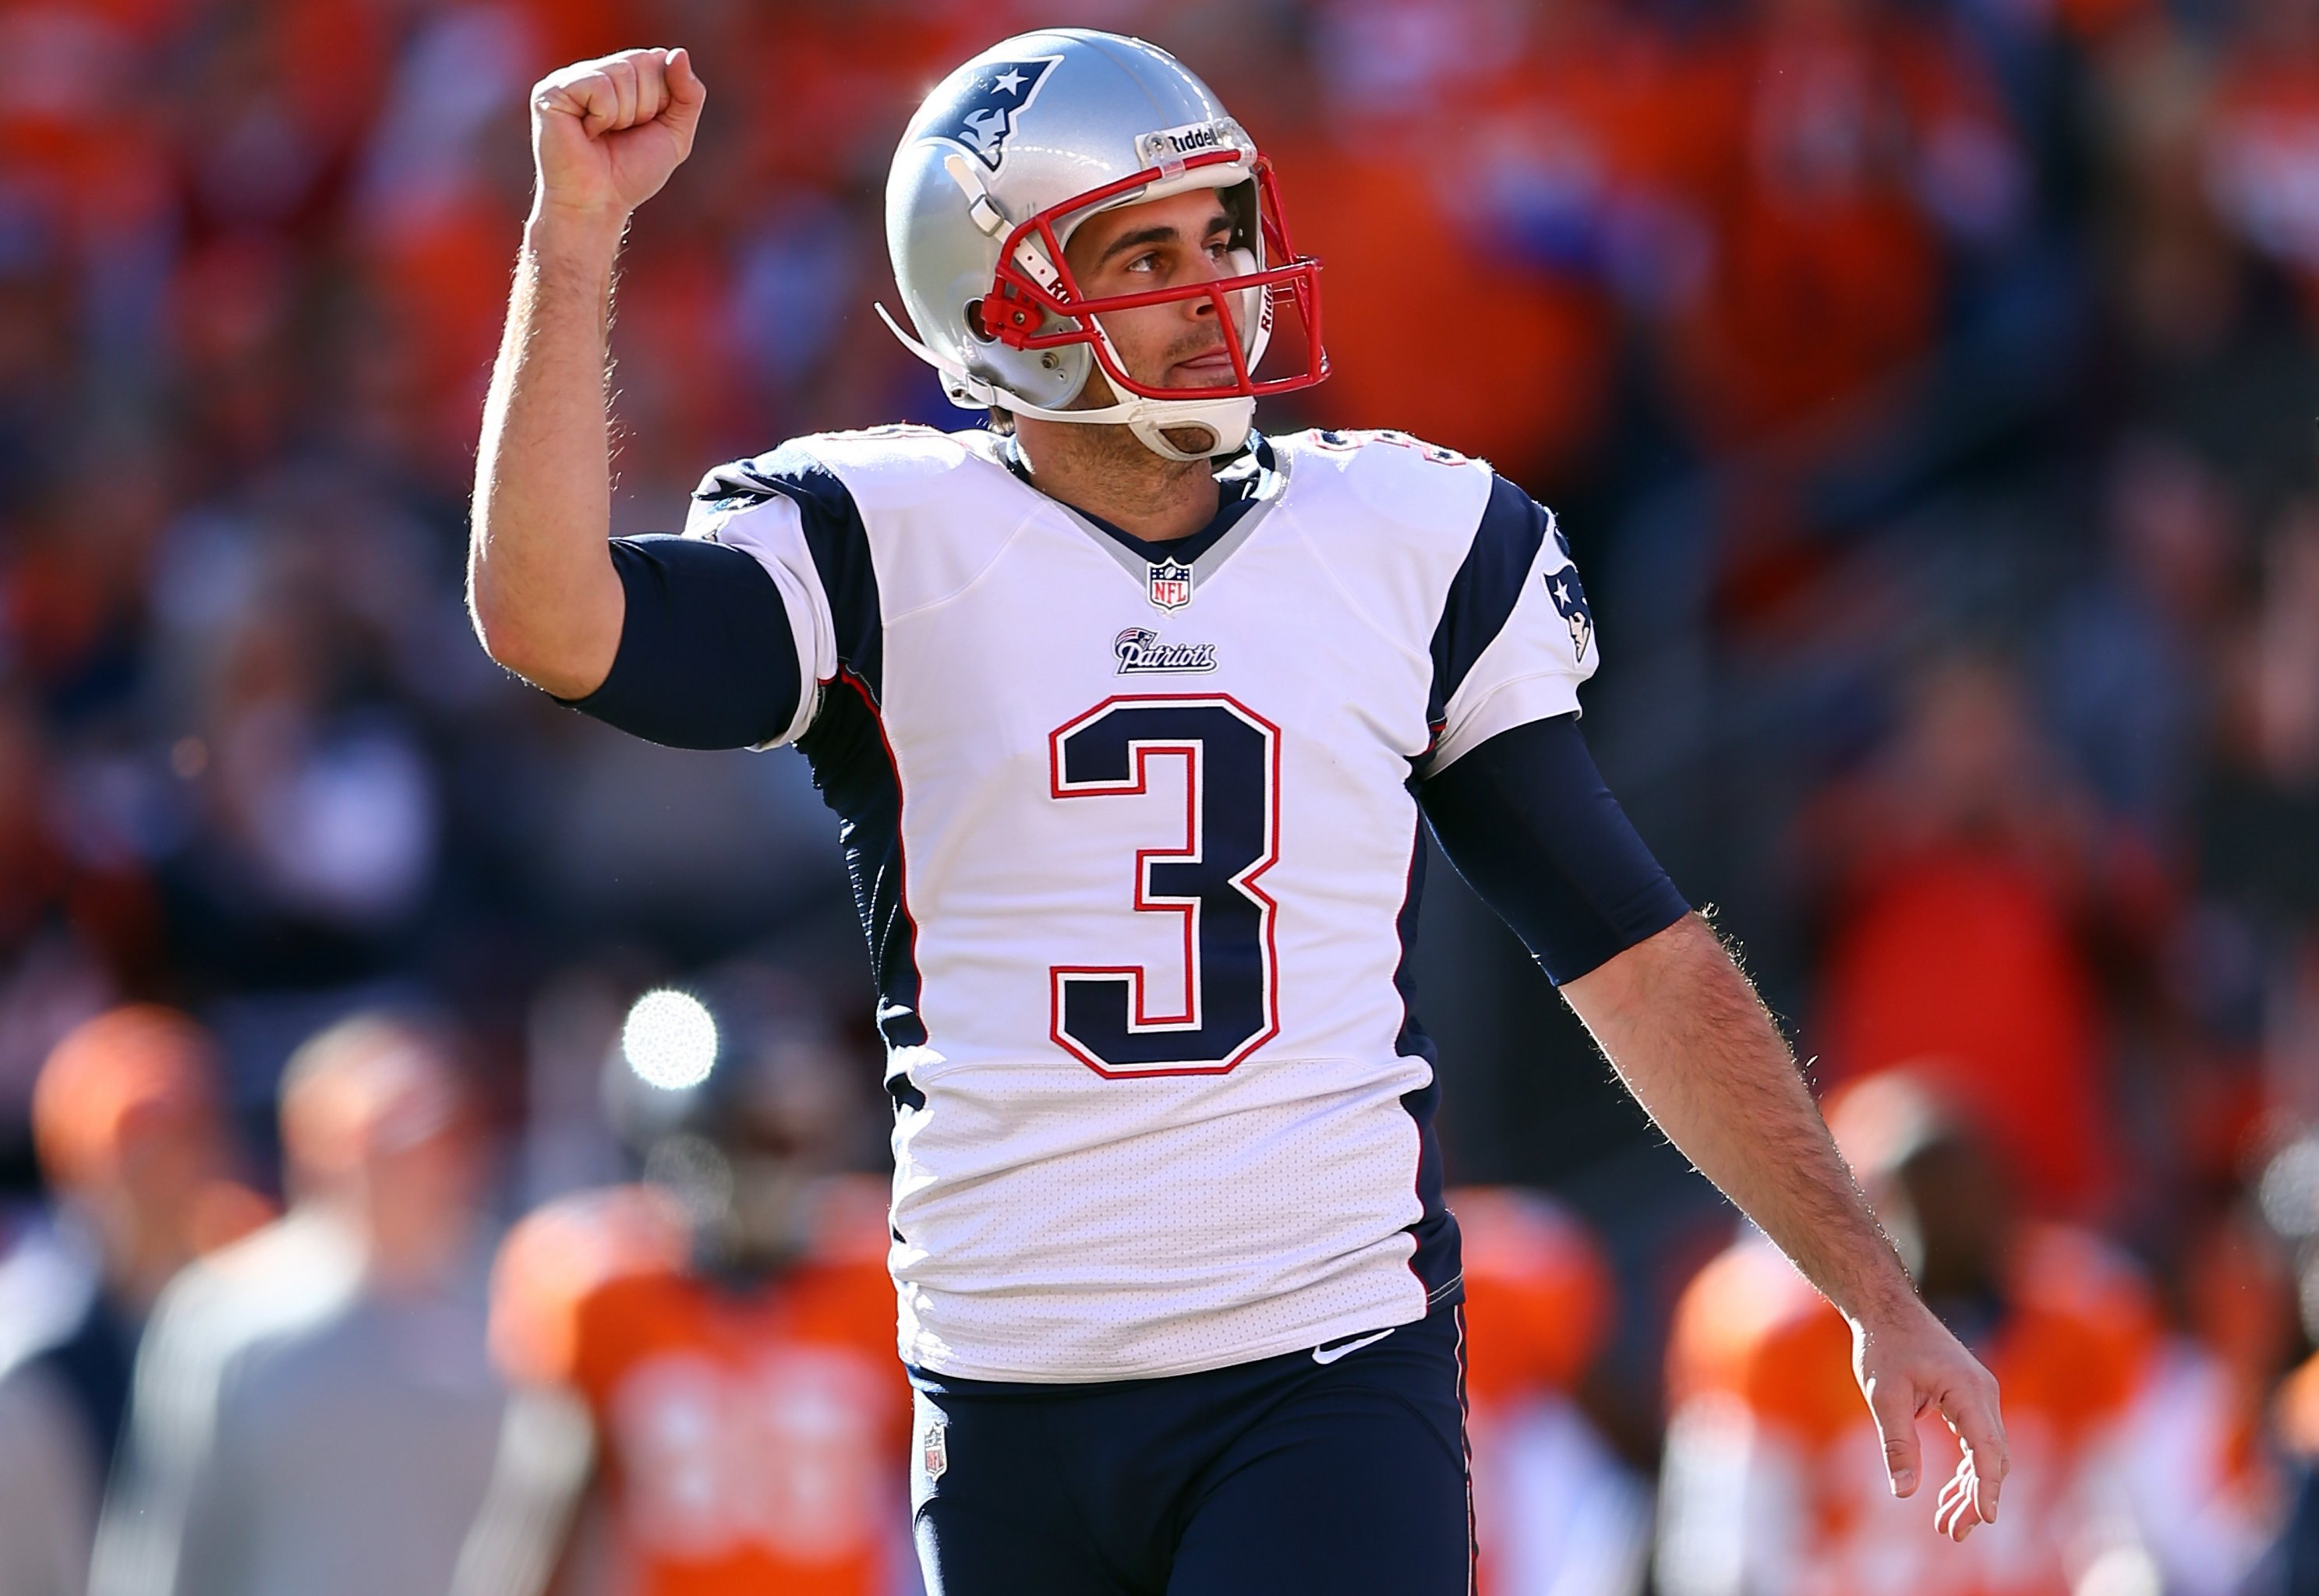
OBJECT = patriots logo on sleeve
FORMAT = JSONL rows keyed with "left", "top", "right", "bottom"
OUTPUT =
{"left": 1547, "top": 565, "right": 1593, "bottom": 662}
{"left": 931, "top": 58, "right": 1061, "bottom": 171}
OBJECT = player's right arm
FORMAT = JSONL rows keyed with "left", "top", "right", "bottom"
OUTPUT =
{"left": 468, "top": 48, "right": 706, "bottom": 699}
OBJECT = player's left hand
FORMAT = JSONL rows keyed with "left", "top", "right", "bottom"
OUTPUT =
{"left": 1850, "top": 1299, "right": 2008, "bottom": 1541}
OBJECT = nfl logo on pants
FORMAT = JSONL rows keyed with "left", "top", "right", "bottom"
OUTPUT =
{"left": 922, "top": 1413, "right": 949, "bottom": 1483}
{"left": 1147, "top": 559, "right": 1193, "bottom": 611}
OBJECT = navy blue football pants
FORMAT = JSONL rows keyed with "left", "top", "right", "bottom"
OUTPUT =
{"left": 907, "top": 1301, "right": 1473, "bottom": 1595}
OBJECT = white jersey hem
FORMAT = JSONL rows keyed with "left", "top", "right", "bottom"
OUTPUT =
{"left": 900, "top": 1298, "right": 1436, "bottom": 1385}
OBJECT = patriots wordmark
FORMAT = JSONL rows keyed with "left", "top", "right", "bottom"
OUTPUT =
{"left": 1114, "top": 627, "right": 1219, "bottom": 674}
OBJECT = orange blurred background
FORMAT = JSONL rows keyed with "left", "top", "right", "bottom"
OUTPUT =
{"left": 4, "top": 2, "right": 2319, "bottom": 1593}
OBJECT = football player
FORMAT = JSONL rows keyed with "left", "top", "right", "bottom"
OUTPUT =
{"left": 451, "top": 969, "right": 910, "bottom": 1596}
{"left": 467, "top": 31, "right": 2009, "bottom": 1592}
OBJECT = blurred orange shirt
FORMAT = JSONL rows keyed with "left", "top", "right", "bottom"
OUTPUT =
{"left": 1817, "top": 842, "right": 2109, "bottom": 1216}
{"left": 1663, "top": 1224, "right": 2158, "bottom": 1596}
{"left": 491, "top": 1182, "right": 910, "bottom": 1596}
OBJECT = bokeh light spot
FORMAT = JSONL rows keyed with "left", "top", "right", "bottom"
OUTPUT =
{"left": 622, "top": 990, "right": 718, "bottom": 1091}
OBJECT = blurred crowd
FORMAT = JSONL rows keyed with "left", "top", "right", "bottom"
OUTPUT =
{"left": 2, "top": 0, "right": 2318, "bottom": 1591}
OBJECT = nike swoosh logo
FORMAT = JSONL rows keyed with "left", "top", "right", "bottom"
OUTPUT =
{"left": 1311, "top": 1327, "right": 1396, "bottom": 1365}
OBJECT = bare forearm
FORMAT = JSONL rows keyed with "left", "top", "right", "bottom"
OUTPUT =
{"left": 1561, "top": 914, "right": 1915, "bottom": 1325}
{"left": 467, "top": 207, "right": 630, "bottom": 698}
{"left": 1567, "top": 913, "right": 2008, "bottom": 1533}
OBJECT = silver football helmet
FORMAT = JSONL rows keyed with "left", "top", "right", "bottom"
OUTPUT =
{"left": 878, "top": 30, "right": 1326, "bottom": 462}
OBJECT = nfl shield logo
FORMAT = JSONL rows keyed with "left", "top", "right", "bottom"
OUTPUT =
{"left": 921, "top": 1414, "right": 949, "bottom": 1482}
{"left": 1147, "top": 559, "right": 1194, "bottom": 612}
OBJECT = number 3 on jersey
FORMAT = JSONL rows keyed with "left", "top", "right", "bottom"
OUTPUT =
{"left": 1048, "top": 696, "right": 1281, "bottom": 1077}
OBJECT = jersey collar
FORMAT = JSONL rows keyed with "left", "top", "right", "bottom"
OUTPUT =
{"left": 992, "top": 430, "right": 1289, "bottom": 596}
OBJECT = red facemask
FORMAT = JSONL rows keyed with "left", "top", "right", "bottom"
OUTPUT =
{"left": 976, "top": 150, "right": 1328, "bottom": 404}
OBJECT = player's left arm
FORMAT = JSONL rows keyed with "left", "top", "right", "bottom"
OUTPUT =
{"left": 1421, "top": 716, "right": 2007, "bottom": 1542}
{"left": 1561, "top": 914, "right": 2006, "bottom": 1541}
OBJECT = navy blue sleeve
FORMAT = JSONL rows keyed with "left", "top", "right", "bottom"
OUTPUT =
{"left": 1418, "top": 712, "right": 1691, "bottom": 985}
{"left": 563, "top": 535, "right": 801, "bottom": 750}
{"left": 696, "top": 444, "right": 886, "bottom": 699}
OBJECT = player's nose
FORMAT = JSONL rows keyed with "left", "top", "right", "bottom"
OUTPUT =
{"left": 1181, "top": 260, "right": 1233, "bottom": 328}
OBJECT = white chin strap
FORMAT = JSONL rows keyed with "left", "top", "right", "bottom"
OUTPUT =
{"left": 875, "top": 303, "right": 1254, "bottom": 463}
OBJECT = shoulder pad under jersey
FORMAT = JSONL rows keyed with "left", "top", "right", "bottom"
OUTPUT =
{"left": 695, "top": 426, "right": 983, "bottom": 514}
{"left": 1274, "top": 427, "right": 1495, "bottom": 530}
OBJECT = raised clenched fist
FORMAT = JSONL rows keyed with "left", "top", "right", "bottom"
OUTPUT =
{"left": 530, "top": 48, "right": 707, "bottom": 223}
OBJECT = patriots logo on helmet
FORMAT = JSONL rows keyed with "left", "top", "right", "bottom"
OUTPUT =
{"left": 933, "top": 58, "right": 1060, "bottom": 171}
{"left": 1546, "top": 565, "right": 1593, "bottom": 662}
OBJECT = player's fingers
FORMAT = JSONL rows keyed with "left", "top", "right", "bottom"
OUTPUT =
{"left": 601, "top": 55, "right": 638, "bottom": 133}
{"left": 665, "top": 46, "right": 706, "bottom": 107}
{"left": 1863, "top": 1375, "right": 1923, "bottom": 1498}
{"left": 536, "top": 68, "right": 612, "bottom": 130}
{"left": 576, "top": 62, "right": 625, "bottom": 136}
{"left": 1935, "top": 1467, "right": 1981, "bottom": 1541}
{"left": 661, "top": 47, "right": 706, "bottom": 150}
{"left": 1940, "top": 1375, "right": 2008, "bottom": 1524}
{"left": 631, "top": 48, "right": 666, "bottom": 126}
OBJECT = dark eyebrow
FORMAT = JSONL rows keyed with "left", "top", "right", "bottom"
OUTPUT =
{"left": 1097, "top": 210, "right": 1234, "bottom": 264}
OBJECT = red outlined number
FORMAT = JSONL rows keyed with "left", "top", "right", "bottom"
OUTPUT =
{"left": 1048, "top": 695, "right": 1281, "bottom": 1077}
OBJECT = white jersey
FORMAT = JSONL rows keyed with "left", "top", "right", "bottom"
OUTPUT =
{"left": 690, "top": 425, "right": 1599, "bottom": 1382}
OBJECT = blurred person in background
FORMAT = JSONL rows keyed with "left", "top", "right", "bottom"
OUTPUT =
{"left": 2117, "top": 1199, "right": 2296, "bottom": 1596}
{"left": 1656, "top": 1067, "right": 2158, "bottom": 1596}
{"left": 89, "top": 1012, "right": 503, "bottom": 1596}
{"left": 2203, "top": 0, "right": 2319, "bottom": 334}
{"left": 1664, "top": 0, "right": 2028, "bottom": 458}
{"left": 1801, "top": 655, "right": 2143, "bottom": 1220}
{"left": 0, "top": 1005, "right": 261, "bottom": 1596}
{"left": 451, "top": 966, "right": 911, "bottom": 1596}
{"left": 1455, "top": 1185, "right": 1650, "bottom": 1596}
{"left": 1287, "top": 0, "right": 1691, "bottom": 487}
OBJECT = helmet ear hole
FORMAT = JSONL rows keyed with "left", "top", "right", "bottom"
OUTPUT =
{"left": 963, "top": 298, "right": 995, "bottom": 344}
{"left": 1221, "top": 180, "right": 1264, "bottom": 270}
